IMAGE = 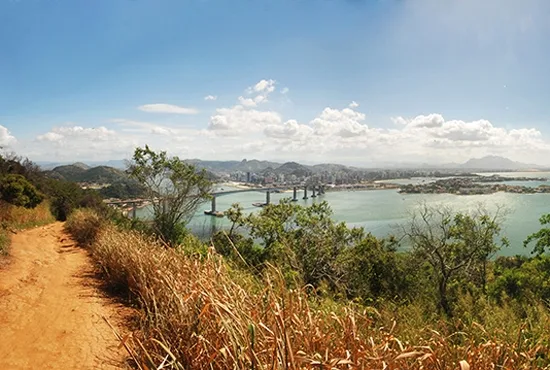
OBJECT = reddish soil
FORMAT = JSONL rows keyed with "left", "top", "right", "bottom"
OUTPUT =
{"left": 0, "top": 222, "right": 129, "bottom": 369}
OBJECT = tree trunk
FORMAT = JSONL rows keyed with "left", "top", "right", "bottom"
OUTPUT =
{"left": 438, "top": 277, "right": 452, "bottom": 317}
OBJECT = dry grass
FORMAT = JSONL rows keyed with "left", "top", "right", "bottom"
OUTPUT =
{"left": 0, "top": 201, "right": 55, "bottom": 230}
{"left": 0, "top": 201, "right": 55, "bottom": 255}
{"left": 67, "top": 212, "right": 550, "bottom": 370}
{"left": 65, "top": 209, "right": 105, "bottom": 247}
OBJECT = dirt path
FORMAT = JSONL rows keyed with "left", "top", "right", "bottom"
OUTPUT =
{"left": 0, "top": 222, "right": 129, "bottom": 369}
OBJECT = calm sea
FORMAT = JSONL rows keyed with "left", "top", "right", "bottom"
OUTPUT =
{"left": 136, "top": 172, "right": 550, "bottom": 256}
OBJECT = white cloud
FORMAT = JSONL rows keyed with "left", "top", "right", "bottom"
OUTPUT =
{"left": 237, "top": 79, "right": 277, "bottom": 107}
{"left": 113, "top": 118, "right": 175, "bottom": 136}
{"left": 311, "top": 107, "right": 368, "bottom": 137}
{"left": 37, "top": 126, "right": 116, "bottom": 141}
{"left": 18, "top": 79, "right": 550, "bottom": 166}
{"left": 0, "top": 125, "right": 16, "bottom": 146}
{"left": 401, "top": 114, "right": 445, "bottom": 129}
{"left": 31, "top": 125, "right": 137, "bottom": 161}
{"left": 264, "top": 120, "right": 313, "bottom": 140}
{"left": 138, "top": 103, "right": 199, "bottom": 115}
{"left": 238, "top": 96, "right": 258, "bottom": 107}
{"left": 204, "top": 95, "right": 218, "bottom": 101}
{"left": 208, "top": 105, "right": 281, "bottom": 134}
{"left": 251, "top": 79, "right": 276, "bottom": 94}
{"left": 281, "top": 87, "right": 290, "bottom": 94}
{"left": 36, "top": 132, "right": 63, "bottom": 142}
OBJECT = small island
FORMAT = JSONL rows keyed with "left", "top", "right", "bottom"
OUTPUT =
{"left": 399, "top": 176, "right": 550, "bottom": 195}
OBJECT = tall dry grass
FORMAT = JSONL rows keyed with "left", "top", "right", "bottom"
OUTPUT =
{"left": 67, "top": 212, "right": 550, "bottom": 370}
{"left": 0, "top": 201, "right": 55, "bottom": 255}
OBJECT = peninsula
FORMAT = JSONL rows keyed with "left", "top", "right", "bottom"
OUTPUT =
{"left": 399, "top": 176, "right": 550, "bottom": 195}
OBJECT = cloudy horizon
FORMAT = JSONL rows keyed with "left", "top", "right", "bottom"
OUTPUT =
{"left": 2, "top": 0, "right": 550, "bottom": 166}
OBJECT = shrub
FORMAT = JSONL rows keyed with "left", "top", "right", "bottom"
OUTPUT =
{"left": 0, "top": 174, "right": 44, "bottom": 208}
{"left": 65, "top": 209, "right": 105, "bottom": 247}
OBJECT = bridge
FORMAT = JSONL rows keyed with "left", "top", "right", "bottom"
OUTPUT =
{"left": 105, "top": 184, "right": 327, "bottom": 219}
{"left": 206, "top": 185, "right": 326, "bottom": 216}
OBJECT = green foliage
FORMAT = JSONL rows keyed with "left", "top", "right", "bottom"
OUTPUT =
{"left": 98, "top": 181, "right": 147, "bottom": 199}
{"left": 490, "top": 255, "right": 550, "bottom": 304}
{"left": 0, "top": 174, "right": 44, "bottom": 208}
{"left": 215, "top": 200, "right": 407, "bottom": 302}
{"left": 338, "top": 234, "right": 415, "bottom": 303}
{"left": 128, "top": 145, "right": 212, "bottom": 246}
{"left": 524, "top": 214, "right": 550, "bottom": 255}
{"left": 40, "top": 178, "right": 104, "bottom": 221}
{"left": 402, "top": 204, "right": 508, "bottom": 316}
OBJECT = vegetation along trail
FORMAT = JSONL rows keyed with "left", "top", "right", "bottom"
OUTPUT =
{"left": 0, "top": 222, "right": 128, "bottom": 369}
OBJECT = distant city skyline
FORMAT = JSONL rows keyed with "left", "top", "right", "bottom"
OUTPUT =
{"left": 2, "top": 0, "right": 550, "bottom": 166}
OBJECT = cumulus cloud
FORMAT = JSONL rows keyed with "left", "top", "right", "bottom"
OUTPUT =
{"left": 311, "top": 107, "right": 368, "bottom": 137}
{"left": 0, "top": 125, "right": 16, "bottom": 146}
{"left": 264, "top": 119, "right": 313, "bottom": 140}
{"left": 37, "top": 126, "right": 116, "bottom": 141}
{"left": 138, "top": 103, "right": 199, "bottom": 115}
{"left": 19, "top": 78, "right": 550, "bottom": 165}
{"left": 208, "top": 105, "right": 281, "bottom": 134}
{"left": 36, "top": 132, "right": 63, "bottom": 142}
{"left": 204, "top": 95, "right": 217, "bottom": 101}
{"left": 251, "top": 79, "right": 276, "bottom": 94}
{"left": 31, "top": 125, "right": 138, "bottom": 161}
{"left": 237, "top": 79, "right": 277, "bottom": 107}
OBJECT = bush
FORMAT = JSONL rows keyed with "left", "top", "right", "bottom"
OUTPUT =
{"left": 39, "top": 178, "right": 106, "bottom": 221}
{"left": 0, "top": 174, "right": 44, "bottom": 208}
{"left": 65, "top": 209, "right": 105, "bottom": 247}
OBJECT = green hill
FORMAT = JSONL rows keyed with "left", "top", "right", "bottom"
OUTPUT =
{"left": 45, "top": 164, "right": 146, "bottom": 199}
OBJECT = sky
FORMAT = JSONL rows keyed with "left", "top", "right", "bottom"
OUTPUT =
{"left": 1, "top": 0, "right": 550, "bottom": 166}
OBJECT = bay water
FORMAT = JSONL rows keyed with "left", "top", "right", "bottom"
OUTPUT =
{"left": 136, "top": 172, "right": 550, "bottom": 256}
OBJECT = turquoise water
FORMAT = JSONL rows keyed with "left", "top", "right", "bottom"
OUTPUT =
{"left": 136, "top": 172, "right": 550, "bottom": 256}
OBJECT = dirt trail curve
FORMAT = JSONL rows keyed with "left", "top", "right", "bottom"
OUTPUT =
{"left": 0, "top": 222, "right": 129, "bottom": 369}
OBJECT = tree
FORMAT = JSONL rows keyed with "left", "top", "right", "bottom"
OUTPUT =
{"left": 0, "top": 174, "right": 44, "bottom": 208}
{"left": 128, "top": 145, "right": 212, "bottom": 246}
{"left": 524, "top": 214, "right": 550, "bottom": 255}
{"left": 402, "top": 204, "right": 507, "bottom": 316}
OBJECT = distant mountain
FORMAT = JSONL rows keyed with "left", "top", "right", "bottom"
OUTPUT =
{"left": 310, "top": 163, "right": 354, "bottom": 173}
{"left": 234, "top": 159, "right": 281, "bottom": 172}
{"left": 185, "top": 159, "right": 281, "bottom": 173}
{"left": 46, "top": 164, "right": 130, "bottom": 183}
{"left": 37, "top": 159, "right": 127, "bottom": 170}
{"left": 271, "top": 162, "right": 313, "bottom": 177}
{"left": 459, "top": 156, "right": 541, "bottom": 170}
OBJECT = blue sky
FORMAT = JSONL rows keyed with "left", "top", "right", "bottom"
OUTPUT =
{"left": 1, "top": 0, "right": 550, "bottom": 165}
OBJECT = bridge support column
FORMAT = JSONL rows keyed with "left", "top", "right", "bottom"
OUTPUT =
{"left": 292, "top": 187, "right": 298, "bottom": 201}
{"left": 303, "top": 186, "right": 308, "bottom": 200}
{"left": 211, "top": 196, "right": 216, "bottom": 212}
{"left": 311, "top": 187, "right": 317, "bottom": 198}
{"left": 266, "top": 191, "right": 271, "bottom": 205}
{"left": 131, "top": 203, "right": 137, "bottom": 219}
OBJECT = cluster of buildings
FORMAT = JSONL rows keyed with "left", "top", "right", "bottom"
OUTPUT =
{"left": 226, "top": 168, "right": 477, "bottom": 187}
